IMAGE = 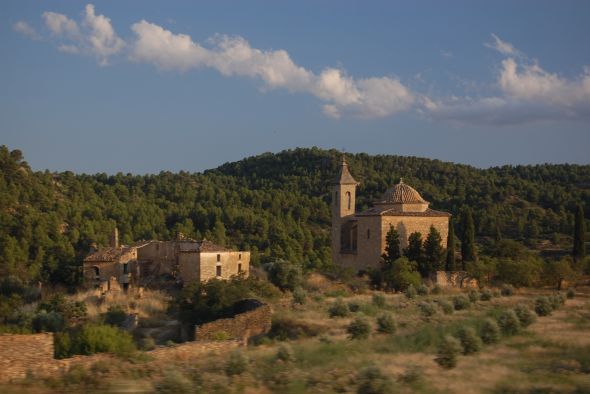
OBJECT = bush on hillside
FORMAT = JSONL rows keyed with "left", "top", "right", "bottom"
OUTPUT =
{"left": 500, "top": 284, "right": 514, "bottom": 296}
{"left": 479, "top": 288, "right": 493, "bottom": 301}
{"left": 439, "top": 300, "right": 454, "bottom": 315}
{"left": 514, "top": 304, "right": 536, "bottom": 328}
{"left": 225, "top": 350, "right": 248, "bottom": 376}
{"left": 276, "top": 344, "right": 295, "bottom": 363}
{"left": 534, "top": 297, "right": 553, "bottom": 317}
{"left": 457, "top": 326, "right": 482, "bottom": 355}
{"left": 453, "top": 295, "right": 470, "bottom": 310}
{"left": 405, "top": 284, "right": 417, "bottom": 299}
{"left": 265, "top": 260, "right": 303, "bottom": 291}
{"left": 468, "top": 290, "right": 479, "bottom": 303}
{"left": 417, "top": 285, "right": 429, "bottom": 296}
{"left": 376, "top": 314, "right": 396, "bottom": 334}
{"left": 435, "top": 335, "right": 462, "bottom": 369}
{"left": 347, "top": 316, "right": 371, "bottom": 340}
{"left": 292, "top": 287, "right": 307, "bottom": 305}
{"left": 497, "top": 310, "right": 521, "bottom": 336}
{"left": 55, "top": 324, "right": 136, "bottom": 358}
{"left": 419, "top": 302, "right": 437, "bottom": 318}
{"left": 329, "top": 298, "right": 350, "bottom": 318}
{"left": 104, "top": 305, "right": 127, "bottom": 327}
{"left": 356, "top": 366, "right": 392, "bottom": 394}
{"left": 372, "top": 293, "right": 386, "bottom": 308}
{"left": 479, "top": 318, "right": 500, "bottom": 344}
{"left": 566, "top": 288, "right": 575, "bottom": 299}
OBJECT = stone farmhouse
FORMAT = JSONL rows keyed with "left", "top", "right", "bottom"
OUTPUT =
{"left": 83, "top": 228, "right": 250, "bottom": 291}
{"left": 332, "top": 157, "right": 450, "bottom": 271}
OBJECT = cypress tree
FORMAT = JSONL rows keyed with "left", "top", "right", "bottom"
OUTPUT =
{"left": 382, "top": 224, "right": 401, "bottom": 265}
{"left": 573, "top": 205, "right": 586, "bottom": 262}
{"left": 404, "top": 232, "right": 424, "bottom": 269}
{"left": 460, "top": 207, "right": 477, "bottom": 268}
{"left": 446, "top": 218, "right": 456, "bottom": 271}
{"left": 424, "top": 225, "right": 444, "bottom": 276}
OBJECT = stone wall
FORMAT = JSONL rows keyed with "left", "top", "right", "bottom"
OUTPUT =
{"left": 0, "top": 333, "right": 58, "bottom": 382}
{"left": 199, "top": 251, "right": 250, "bottom": 282}
{"left": 195, "top": 303, "right": 272, "bottom": 341}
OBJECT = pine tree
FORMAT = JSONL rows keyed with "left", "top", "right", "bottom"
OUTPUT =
{"left": 446, "top": 219, "right": 456, "bottom": 271}
{"left": 461, "top": 206, "right": 477, "bottom": 268}
{"left": 424, "top": 225, "right": 444, "bottom": 276}
{"left": 382, "top": 224, "right": 401, "bottom": 265}
{"left": 573, "top": 205, "right": 586, "bottom": 262}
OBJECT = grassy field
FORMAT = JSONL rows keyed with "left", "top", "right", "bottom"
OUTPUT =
{"left": 4, "top": 278, "right": 590, "bottom": 393}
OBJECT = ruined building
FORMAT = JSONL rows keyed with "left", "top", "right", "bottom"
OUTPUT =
{"left": 83, "top": 228, "right": 250, "bottom": 290}
{"left": 332, "top": 157, "right": 450, "bottom": 271}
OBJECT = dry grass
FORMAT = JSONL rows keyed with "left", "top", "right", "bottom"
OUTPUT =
{"left": 68, "top": 289, "right": 170, "bottom": 320}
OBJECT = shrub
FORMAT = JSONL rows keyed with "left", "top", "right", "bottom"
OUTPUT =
{"left": 501, "top": 284, "right": 514, "bottom": 296}
{"left": 348, "top": 301, "right": 361, "bottom": 312}
{"left": 292, "top": 287, "right": 307, "bottom": 305}
{"left": 140, "top": 337, "right": 156, "bottom": 351}
{"left": 418, "top": 302, "right": 436, "bottom": 318}
{"left": 405, "top": 284, "right": 417, "bottom": 299}
{"left": 534, "top": 297, "right": 553, "bottom": 316}
{"left": 497, "top": 310, "right": 521, "bottom": 336}
{"left": 268, "top": 316, "right": 326, "bottom": 340}
{"left": 514, "top": 305, "right": 536, "bottom": 328}
{"left": 431, "top": 284, "right": 442, "bottom": 295}
{"left": 104, "top": 305, "right": 127, "bottom": 327}
{"left": 480, "top": 288, "right": 493, "bottom": 301}
{"left": 329, "top": 298, "right": 350, "bottom": 318}
{"left": 61, "top": 324, "right": 136, "bottom": 357}
{"left": 453, "top": 295, "right": 470, "bottom": 310}
{"left": 417, "top": 285, "right": 429, "bottom": 296}
{"left": 356, "top": 366, "right": 392, "bottom": 394}
{"left": 376, "top": 314, "right": 396, "bottom": 334}
{"left": 457, "top": 326, "right": 482, "bottom": 355}
{"left": 492, "top": 289, "right": 501, "bottom": 298}
{"left": 435, "top": 335, "right": 462, "bottom": 369}
{"left": 276, "top": 344, "right": 295, "bottom": 362}
{"left": 372, "top": 293, "right": 386, "bottom": 308}
{"left": 266, "top": 260, "right": 303, "bottom": 291}
{"left": 347, "top": 316, "right": 371, "bottom": 340}
{"left": 155, "top": 370, "right": 194, "bottom": 394}
{"left": 439, "top": 300, "right": 454, "bottom": 315}
{"left": 480, "top": 318, "right": 501, "bottom": 344}
{"left": 32, "top": 310, "right": 65, "bottom": 333}
{"left": 468, "top": 290, "right": 479, "bottom": 303}
{"left": 225, "top": 350, "right": 248, "bottom": 376}
{"left": 566, "top": 288, "right": 575, "bottom": 299}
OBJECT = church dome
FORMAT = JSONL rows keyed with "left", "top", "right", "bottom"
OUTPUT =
{"left": 376, "top": 179, "right": 427, "bottom": 204}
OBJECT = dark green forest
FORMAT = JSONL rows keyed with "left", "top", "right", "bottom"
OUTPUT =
{"left": 1, "top": 145, "right": 589, "bottom": 289}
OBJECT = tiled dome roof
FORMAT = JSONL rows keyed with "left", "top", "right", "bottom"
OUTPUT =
{"left": 376, "top": 179, "right": 427, "bottom": 204}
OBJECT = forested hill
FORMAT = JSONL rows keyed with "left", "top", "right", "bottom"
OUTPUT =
{"left": 1, "top": 145, "right": 589, "bottom": 288}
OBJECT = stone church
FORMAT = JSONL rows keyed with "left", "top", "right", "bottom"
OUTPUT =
{"left": 332, "top": 157, "right": 451, "bottom": 271}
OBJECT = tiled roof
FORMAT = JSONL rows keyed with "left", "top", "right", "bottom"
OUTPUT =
{"left": 375, "top": 179, "right": 427, "bottom": 204}
{"left": 84, "top": 247, "right": 133, "bottom": 262}
{"left": 356, "top": 206, "right": 451, "bottom": 217}
{"left": 333, "top": 156, "right": 358, "bottom": 185}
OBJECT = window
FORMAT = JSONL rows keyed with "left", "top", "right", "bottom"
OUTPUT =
{"left": 217, "top": 254, "right": 221, "bottom": 262}
{"left": 216, "top": 265, "right": 222, "bottom": 277}
{"left": 123, "top": 263, "right": 129, "bottom": 274}
{"left": 367, "top": 229, "right": 371, "bottom": 239}
{"left": 92, "top": 266, "right": 100, "bottom": 279}
{"left": 238, "top": 263, "right": 242, "bottom": 273}
{"left": 346, "top": 191, "right": 351, "bottom": 210}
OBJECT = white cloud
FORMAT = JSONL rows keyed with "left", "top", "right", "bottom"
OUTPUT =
{"left": 83, "top": 4, "right": 125, "bottom": 65}
{"left": 426, "top": 39, "right": 590, "bottom": 125}
{"left": 13, "top": 21, "right": 40, "bottom": 40}
{"left": 42, "top": 12, "right": 80, "bottom": 38}
{"left": 485, "top": 33, "right": 519, "bottom": 56}
{"left": 129, "top": 23, "right": 413, "bottom": 118}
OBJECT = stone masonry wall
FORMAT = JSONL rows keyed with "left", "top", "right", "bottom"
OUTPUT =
{"left": 0, "top": 333, "right": 58, "bottom": 382}
{"left": 195, "top": 303, "right": 272, "bottom": 341}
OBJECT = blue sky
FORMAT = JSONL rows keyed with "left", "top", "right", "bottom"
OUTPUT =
{"left": 2, "top": 1, "right": 589, "bottom": 173}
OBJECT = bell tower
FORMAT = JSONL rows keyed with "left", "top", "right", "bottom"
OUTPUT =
{"left": 331, "top": 155, "right": 358, "bottom": 264}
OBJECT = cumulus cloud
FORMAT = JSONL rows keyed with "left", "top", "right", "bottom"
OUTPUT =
{"left": 13, "top": 21, "right": 40, "bottom": 40}
{"left": 129, "top": 22, "right": 414, "bottom": 118}
{"left": 41, "top": 5, "right": 123, "bottom": 65}
{"left": 427, "top": 35, "right": 590, "bottom": 125}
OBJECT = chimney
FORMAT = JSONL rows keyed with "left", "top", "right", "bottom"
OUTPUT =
{"left": 110, "top": 227, "right": 119, "bottom": 248}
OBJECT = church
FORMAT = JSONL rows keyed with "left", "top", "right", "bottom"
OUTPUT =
{"left": 332, "top": 157, "right": 451, "bottom": 271}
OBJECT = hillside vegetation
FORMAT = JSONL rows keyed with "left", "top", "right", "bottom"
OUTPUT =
{"left": 1, "top": 145, "right": 589, "bottom": 289}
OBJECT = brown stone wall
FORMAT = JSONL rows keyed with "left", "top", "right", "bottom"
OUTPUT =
{"left": 136, "top": 241, "right": 177, "bottom": 275}
{"left": 199, "top": 251, "right": 250, "bottom": 282}
{"left": 179, "top": 251, "right": 200, "bottom": 283}
{"left": 382, "top": 216, "right": 449, "bottom": 251}
{"left": 0, "top": 333, "right": 58, "bottom": 382}
{"left": 195, "top": 304, "right": 271, "bottom": 341}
